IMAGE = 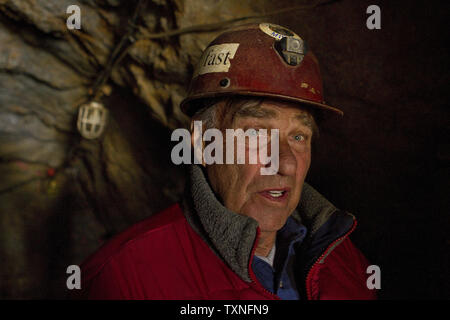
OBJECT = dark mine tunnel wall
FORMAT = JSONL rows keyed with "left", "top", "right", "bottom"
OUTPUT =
{"left": 281, "top": 1, "right": 449, "bottom": 298}
{"left": 0, "top": 0, "right": 448, "bottom": 299}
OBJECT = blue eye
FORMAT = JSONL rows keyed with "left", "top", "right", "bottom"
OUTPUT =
{"left": 294, "top": 134, "right": 305, "bottom": 141}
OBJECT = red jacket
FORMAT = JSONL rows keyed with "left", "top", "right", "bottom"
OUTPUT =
{"left": 77, "top": 203, "right": 376, "bottom": 300}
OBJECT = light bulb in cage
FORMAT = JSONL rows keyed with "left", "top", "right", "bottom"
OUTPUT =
{"left": 77, "top": 101, "right": 108, "bottom": 139}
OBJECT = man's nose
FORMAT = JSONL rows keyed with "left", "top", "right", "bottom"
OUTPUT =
{"left": 275, "top": 140, "right": 297, "bottom": 176}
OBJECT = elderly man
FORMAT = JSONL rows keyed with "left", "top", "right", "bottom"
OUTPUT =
{"left": 77, "top": 23, "right": 375, "bottom": 300}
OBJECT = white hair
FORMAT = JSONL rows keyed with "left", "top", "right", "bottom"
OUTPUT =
{"left": 192, "top": 97, "right": 263, "bottom": 130}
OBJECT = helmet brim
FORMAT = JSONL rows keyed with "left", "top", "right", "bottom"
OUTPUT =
{"left": 180, "top": 90, "right": 343, "bottom": 118}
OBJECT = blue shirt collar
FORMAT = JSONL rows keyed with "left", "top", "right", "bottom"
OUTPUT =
{"left": 252, "top": 215, "right": 307, "bottom": 299}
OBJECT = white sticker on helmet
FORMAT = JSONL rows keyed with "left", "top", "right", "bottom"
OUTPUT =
{"left": 193, "top": 43, "right": 240, "bottom": 77}
{"left": 259, "top": 23, "right": 302, "bottom": 41}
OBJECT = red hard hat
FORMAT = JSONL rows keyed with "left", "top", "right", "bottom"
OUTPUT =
{"left": 180, "top": 23, "right": 343, "bottom": 117}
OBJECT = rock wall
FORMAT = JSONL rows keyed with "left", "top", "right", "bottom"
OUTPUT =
{"left": 0, "top": 0, "right": 279, "bottom": 299}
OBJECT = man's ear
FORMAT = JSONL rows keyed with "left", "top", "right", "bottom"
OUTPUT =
{"left": 190, "top": 119, "right": 206, "bottom": 167}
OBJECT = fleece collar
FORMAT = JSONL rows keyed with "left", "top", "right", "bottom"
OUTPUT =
{"left": 181, "top": 165, "right": 353, "bottom": 282}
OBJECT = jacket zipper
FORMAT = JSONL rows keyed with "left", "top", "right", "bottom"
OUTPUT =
{"left": 305, "top": 217, "right": 357, "bottom": 300}
{"left": 247, "top": 227, "right": 280, "bottom": 300}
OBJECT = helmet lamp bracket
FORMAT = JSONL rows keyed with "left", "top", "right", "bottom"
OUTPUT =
{"left": 276, "top": 36, "right": 307, "bottom": 66}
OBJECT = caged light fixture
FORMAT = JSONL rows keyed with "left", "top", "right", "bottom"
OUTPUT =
{"left": 75, "top": 0, "right": 147, "bottom": 140}
{"left": 76, "top": 101, "right": 108, "bottom": 139}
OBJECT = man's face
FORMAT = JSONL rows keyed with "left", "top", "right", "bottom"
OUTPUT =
{"left": 206, "top": 99, "right": 313, "bottom": 232}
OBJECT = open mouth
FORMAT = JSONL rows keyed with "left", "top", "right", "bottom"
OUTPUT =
{"left": 259, "top": 189, "right": 289, "bottom": 202}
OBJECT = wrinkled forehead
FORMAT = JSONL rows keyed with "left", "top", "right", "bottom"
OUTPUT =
{"left": 223, "top": 98, "right": 315, "bottom": 129}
